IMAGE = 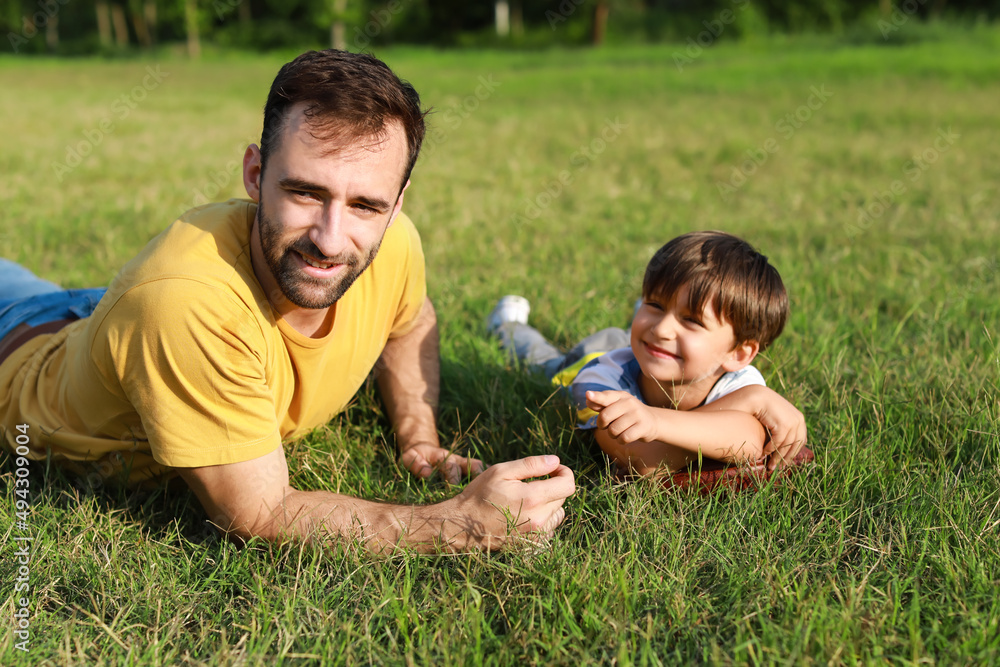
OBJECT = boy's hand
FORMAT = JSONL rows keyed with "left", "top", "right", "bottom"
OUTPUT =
{"left": 586, "top": 390, "right": 662, "bottom": 444}
{"left": 399, "top": 443, "right": 485, "bottom": 484}
{"left": 754, "top": 391, "right": 807, "bottom": 471}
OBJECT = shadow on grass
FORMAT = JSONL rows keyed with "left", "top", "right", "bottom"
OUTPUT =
{"left": 437, "top": 355, "right": 608, "bottom": 478}
{"left": 0, "top": 351, "right": 607, "bottom": 559}
{"left": 0, "top": 345, "right": 836, "bottom": 555}
{"left": 0, "top": 450, "right": 217, "bottom": 546}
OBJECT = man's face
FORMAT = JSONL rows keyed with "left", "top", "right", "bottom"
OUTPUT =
{"left": 255, "top": 193, "right": 378, "bottom": 309}
{"left": 245, "top": 103, "right": 409, "bottom": 314}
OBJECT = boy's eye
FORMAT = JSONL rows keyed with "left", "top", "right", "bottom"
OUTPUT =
{"left": 643, "top": 300, "right": 663, "bottom": 311}
{"left": 684, "top": 315, "right": 704, "bottom": 327}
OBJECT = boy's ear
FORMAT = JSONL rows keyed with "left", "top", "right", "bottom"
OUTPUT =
{"left": 722, "top": 339, "right": 760, "bottom": 373}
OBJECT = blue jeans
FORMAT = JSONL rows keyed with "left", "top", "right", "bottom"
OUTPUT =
{"left": 497, "top": 323, "right": 630, "bottom": 380}
{"left": 0, "top": 259, "right": 107, "bottom": 340}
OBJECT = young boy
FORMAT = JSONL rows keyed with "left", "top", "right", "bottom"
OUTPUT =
{"left": 488, "top": 231, "right": 809, "bottom": 477}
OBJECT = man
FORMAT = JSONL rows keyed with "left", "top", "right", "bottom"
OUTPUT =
{"left": 0, "top": 50, "right": 574, "bottom": 553}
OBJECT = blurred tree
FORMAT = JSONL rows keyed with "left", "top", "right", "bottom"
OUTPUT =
{"left": 45, "top": 10, "right": 58, "bottom": 51}
{"left": 130, "top": 0, "right": 154, "bottom": 47}
{"left": 592, "top": 0, "right": 609, "bottom": 44}
{"left": 511, "top": 0, "right": 524, "bottom": 35}
{"left": 94, "top": 0, "right": 112, "bottom": 46}
{"left": 495, "top": 0, "right": 509, "bottom": 36}
{"left": 4, "top": 0, "right": 1000, "bottom": 55}
{"left": 184, "top": 0, "right": 200, "bottom": 57}
{"left": 331, "top": 0, "right": 347, "bottom": 48}
{"left": 110, "top": 2, "right": 129, "bottom": 45}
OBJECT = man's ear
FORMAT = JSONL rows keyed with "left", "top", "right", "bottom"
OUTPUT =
{"left": 722, "top": 339, "right": 760, "bottom": 373}
{"left": 387, "top": 179, "right": 411, "bottom": 228}
{"left": 243, "top": 144, "right": 263, "bottom": 202}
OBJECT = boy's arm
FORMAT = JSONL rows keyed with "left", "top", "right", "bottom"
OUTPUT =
{"left": 694, "top": 385, "right": 807, "bottom": 470}
{"left": 586, "top": 390, "right": 766, "bottom": 475}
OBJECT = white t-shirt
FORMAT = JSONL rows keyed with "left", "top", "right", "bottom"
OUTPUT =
{"left": 569, "top": 347, "right": 766, "bottom": 429}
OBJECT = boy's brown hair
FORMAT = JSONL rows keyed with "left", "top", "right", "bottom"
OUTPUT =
{"left": 642, "top": 231, "right": 788, "bottom": 351}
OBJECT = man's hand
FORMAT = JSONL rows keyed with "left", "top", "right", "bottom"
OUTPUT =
{"left": 753, "top": 389, "right": 807, "bottom": 471}
{"left": 453, "top": 455, "right": 575, "bottom": 550}
{"left": 400, "top": 443, "right": 485, "bottom": 484}
{"left": 586, "top": 390, "right": 662, "bottom": 444}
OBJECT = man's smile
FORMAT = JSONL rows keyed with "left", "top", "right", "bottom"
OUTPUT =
{"left": 295, "top": 249, "right": 341, "bottom": 271}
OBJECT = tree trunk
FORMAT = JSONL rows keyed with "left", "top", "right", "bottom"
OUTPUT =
{"left": 131, "top": 0, "right": 152, "bottom": 47}
{"left": 95, "top": 0, "right": 113, "bottom": 47}
{"left": 495, "top": 0, "right": 509, "bottom": 37}
{"left": 511, "top": 1, "right": 523, "bottom": 37}
{"left": 331, "top": 23, "right": 345, "bottom": 50}
{"left": 238, "top": 0, "right": 251, "bottom": 25}
{"left": 110, "top": 3, "right": 129, "bottom": 47}
{"left": 185, "top": 0, "right": 201, "bottom": 58}
{"left": 144, "top": 1, "right": 157, "bottom": 45}
{"left": 331, "top": 0, "right": 347, "bottom": 50}
{"left": 45, "top": 13, "right": 58, "bottom": 51}
{"left": 591, "top": 1, "right": 608, "bottom": 46}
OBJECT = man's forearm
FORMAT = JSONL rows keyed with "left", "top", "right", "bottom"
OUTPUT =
{"left": 182, "top": 447, "right": 570, "bottom": 555}
{"left": 253, "top": 487, "right": 481, "bottom": 554}
{"left": 375, "top": 297, "right": 441, "bottom": 452}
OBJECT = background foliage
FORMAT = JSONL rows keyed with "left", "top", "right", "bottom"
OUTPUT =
{"left": 4, "top": 0, "right": 1000, "bottom": 56}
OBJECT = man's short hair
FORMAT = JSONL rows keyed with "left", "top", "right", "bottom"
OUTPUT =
{"left": 260, "top": 49, "right": 427, "bottom": 191}
{"left": 642, "top": 231, "right": 789, "bottom": 351}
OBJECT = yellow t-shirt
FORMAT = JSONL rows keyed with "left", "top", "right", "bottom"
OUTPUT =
{"left": 0, "top": 199, "right": 426, "bottom": 485}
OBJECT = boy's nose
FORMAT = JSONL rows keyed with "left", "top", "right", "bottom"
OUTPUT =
{"left": 650, "top": 312, "right": 678, "bottom": 339}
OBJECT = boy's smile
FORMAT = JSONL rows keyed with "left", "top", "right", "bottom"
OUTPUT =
{"left": 640, "top": 340, "right": 681, "bottom": 361}
{"left": 630, "top": 283, "right": 757, "bottom": 411}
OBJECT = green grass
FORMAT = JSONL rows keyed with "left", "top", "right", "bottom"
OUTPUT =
{"left": 2, "top": 34, "right": 1000, "bottom": 665}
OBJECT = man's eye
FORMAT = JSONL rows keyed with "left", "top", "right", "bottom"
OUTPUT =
{"left": 292, "top": 190, "right": 317, "bottom": 200}
{"left": 353, "top": 204, "right": 377, "bottom": 214}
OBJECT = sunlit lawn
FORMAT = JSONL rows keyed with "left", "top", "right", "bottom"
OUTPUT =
{"left": 2, "top": 32, "right": 999, "bottom": 665}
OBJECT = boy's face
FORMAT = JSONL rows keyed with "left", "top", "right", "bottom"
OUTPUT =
{"left": 630, "top": 282, "right": 758, "bottom": 409}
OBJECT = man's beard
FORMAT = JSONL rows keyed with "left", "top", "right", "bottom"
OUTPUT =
{"left": 257, "top": 202, "right": 382, "bottom": 309}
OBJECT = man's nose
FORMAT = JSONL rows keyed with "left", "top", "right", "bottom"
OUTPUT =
{"left": 309, "top": 204, "right": 349, "bottom": 258}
